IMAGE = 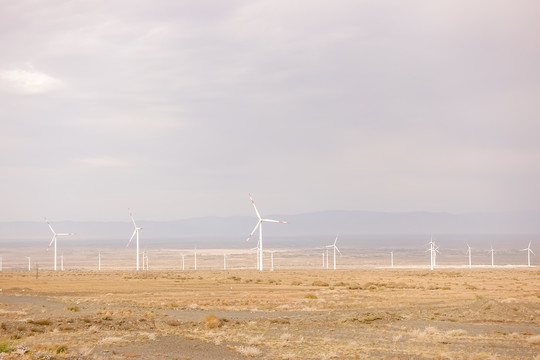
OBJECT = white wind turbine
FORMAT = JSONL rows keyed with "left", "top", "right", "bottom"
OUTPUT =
{"left": 489, "top": 246, "right": 495, "bottom": 267}
{"left": 325, "top": 247, "right": 329, "bottom": 269}
{"left": 269, "top": 250, "right": 276, "bottom": 271}
{"left": 194, "top": 249, "right": 197, "bottom": 271}
{"left": 181, "top": 253, "right": 186, "bottom": 271}
{"left": 246, "top": 194, "right": 288, "bottom": 271}
{"left": 223, "top": 253, "right": 228, "bottom": 270}
{"left": 325, "top": 234, "right": 342, "bottom": 270}
{"left": 249, "top": 239, "right": 261, "bottom": 270}
{"left": 426, "top": 236, "right": 436, "bottom": 270}
{"left": 126, "top": 209, "right": 143, "bottom": 271}
{"left": 322, "top": 252, "right": 325, "bottom": 268}
{"left": 45, "top": 218, "right": 75, "bottom": 271}
{"left": 98, "top": 251, "right": 102, "bottom": 271}
{"left": 390, "top": 251, "right": 394, "bottom": 268}
{"left": 466, "top": 244, "right": 472, "bottom": 269}
{"left": 521, "top": 241, "right": 535, "bottom": 267}
{"left": 26, "top": 256, "right": 31, "bottom": 271}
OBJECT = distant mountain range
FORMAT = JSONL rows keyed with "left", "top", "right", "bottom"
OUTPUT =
{"left": 0, "top": 211, "right": 538, "bottom": 249}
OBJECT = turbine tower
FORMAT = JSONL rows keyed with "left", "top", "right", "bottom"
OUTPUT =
{"left": 325, "top": 234, "right": 342, "bottom": 270}
{"left": 325, "top": 248, "right": 329, "bottom": 269}
{"left": 390, "top": 251, "right": 394, "bottom": 268}
{"left": 426, "top": 236, "right": 436, "bottom": 270}
{"left": 466, "top": 244, "right": 472, "bottom": 269}
{"left": 126, "top": 209, "right": 143, "bottom": 271}
{"left": 98, "top": 251, "right": 102, "bottom": 271}
{"left": 45, "top": 218, "right": 75, "bottom": 271}
{"left": 223, "top": 253, "right": 227, "bottom": 270}
{"left": 269, "top": 250, "right": 276, "bottom": 271}
{"left": 489, "top": 246, "right": 495, "bottom": 267}
{"left": 181, "top": 253, "right": 185, "bottom": 271}
{"left": 521, "top": 241, "right": 535, "bottom": 267}
{"left": 27, "top": 256, "right": 31, "bottom": 271}
{"left": 246, "top": 194, "right": 288, "bottom": 271}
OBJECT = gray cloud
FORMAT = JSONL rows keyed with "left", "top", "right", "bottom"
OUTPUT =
{"left": 0, "top": 1, "right": 539, "bottom": 221}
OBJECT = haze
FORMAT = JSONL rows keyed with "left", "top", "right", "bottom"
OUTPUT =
{"left": 1, "top": 1, "right": 539, "bottom": 222}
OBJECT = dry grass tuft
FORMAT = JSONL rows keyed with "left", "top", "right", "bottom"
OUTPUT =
{"left": 204, "top": 313, "right": 221, "bottom": 329}
{"left": 237, "top": 345, "right": 261, "bottom": 357}
{"left": 312, "top": 280, "right": 329, "bottom": 287}
{"left": 446, "top": 329, "right": 467, "bottom": 337}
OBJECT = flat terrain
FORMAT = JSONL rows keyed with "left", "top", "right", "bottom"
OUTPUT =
{"left": 0, "top": 268, "right": 539, "bottom": 359}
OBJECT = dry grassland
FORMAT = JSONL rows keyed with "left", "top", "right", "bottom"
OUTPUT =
{"left": 0, "top": 268, "right": 539, "bottom": 359}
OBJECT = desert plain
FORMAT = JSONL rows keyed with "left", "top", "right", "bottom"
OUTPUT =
{"left": 0, "top": 267, "right": 539, "bottom": 360}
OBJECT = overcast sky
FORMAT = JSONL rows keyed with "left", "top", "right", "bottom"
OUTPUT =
{"left": 1, "top": 1, "right": 539, "bottom": 221}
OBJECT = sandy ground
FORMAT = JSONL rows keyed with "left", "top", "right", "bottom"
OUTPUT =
{"left": 0, "top": 268, "right": 539, "bottom": 359}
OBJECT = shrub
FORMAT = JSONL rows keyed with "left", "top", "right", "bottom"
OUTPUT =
{"left": 66, "top": 306, "right": 79, "bottom": 312}
{"left": 26, "top": 319, "right": 51, "bottom": 326}
{"left": 55, "top": 345, "right": 68, "bottom": 353}
{"left": 312, "top": 280, "right": 329, "bottom": 287}
{"left": 304, "top": 294, "right": 318, "bottom": 299}
{"left": 0, "top": 341, "right": 12, "bottom": 353}
{"left": 204, "top": 314, "right": 221, "bottom": 329}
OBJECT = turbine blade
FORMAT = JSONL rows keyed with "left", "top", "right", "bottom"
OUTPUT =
{"left": 47, "top": 236, "right": 55, "bottom": 250}
{"left": 126, "top": 229, "right": 137, "bottom": 247}
{"left": 262, "top": 219, "right": 288, "bottom": 224}
{"left": 530, "top": 249, "right": 536, "bottom": 256}
{"left": 45, "top": 217, "right": 56, "bottom": 235}
{"left": 334, "top": 234, "right": 339, "bottom": 246}
{"left": 249, "top": 194, "right": 262, "bottom": 220}
{"left": 335, "top": 246, "right": 342, "bottom": 255}
{"left": 129, "top": 208, "right": 138, "bottom": 228}
{"left": 246, "top": 221, "right": 261, "bottom": 242}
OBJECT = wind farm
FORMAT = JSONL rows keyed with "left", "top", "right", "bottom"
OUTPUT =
{"left": 0, "top": 204, "right": 539, "bottom": 360}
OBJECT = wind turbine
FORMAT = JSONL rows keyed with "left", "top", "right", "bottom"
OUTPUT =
{"left": 194, "top": 249, "right": 197, "bottom": 271}
{"left": 325, "top": 247, "right": 329, "bottom": 269}
{"left": 466, "top": 244, "right": 472, "bottom": 269}
{"left": 269, "top": 250, "right": 276, "bottom": 271}
{"left": 489, "top": 246, "right": 495, "bottom": 267}
{"left": 390, "top": 251, "right": 394, "bottom": 268}
{"left": 223, "top": 253, "right": 227, "bottom": 270}
{"left": 521, "top": 241, "right": 535, "bottom": 267}
{"left": 250, "top": 239, "right": 261, "bottom": 270}
{"left": 98, "top": 251, "right": 102, "bottom": 271}
{"left": 26, "top": 256, "right": 31, "bottom": 271}
{"left": 433, "top": 243, "right": 440, "bottom": 267}
{"left": 322, "top": 252, "right": 325, "bottom": 268}
{"left": 45, "top": 218, "right": 74, "bottom": 271}
{"left": 245, "top": 194, "right": 288, "bottom": 271}
{"left": 181, "top": 253, "right": 185, "bottom": 271}
{"left": 426, "top": 236, "right": 436, "bottom": 270}
{"left": 325, "top": 234, "right": 341, "bottom": 270}
{"left": 126, "top": 209, "right": 143, "bottom": 271}
{"left": 142, "top": 250, "right": 146, "bottom": 270}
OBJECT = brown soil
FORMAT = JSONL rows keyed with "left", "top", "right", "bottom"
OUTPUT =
{"left": 0, "top": 268, "right": 539, "bottom": 359}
